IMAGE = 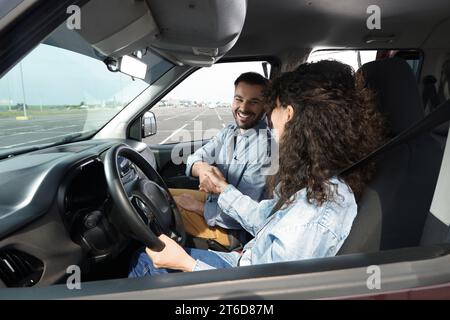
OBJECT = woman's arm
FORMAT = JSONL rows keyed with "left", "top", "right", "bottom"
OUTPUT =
{"left": 252, "top": 222, "right": 341, "bottom": 265}
{"left": 251, "top": 196, "right": 354, "bottom": 265}
{"left": 145, "top": 235, "right": 197, "bottom": 272}
{"left": 204, "top": 170, "right": 277, "bottom": 235}
{"left": 218, "top": 185, "right": 277, "bottom": 236}
{"left": 145, "top": 235, "right": 218, "bottom": 271}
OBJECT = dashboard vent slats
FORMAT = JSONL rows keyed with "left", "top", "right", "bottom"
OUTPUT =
{"left": 0, "top": 249, "right": 43, "bottom": 287}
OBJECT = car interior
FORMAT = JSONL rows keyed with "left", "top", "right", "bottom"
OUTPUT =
{"left": 1, "top": 0, "right": 450, "bottom": 298}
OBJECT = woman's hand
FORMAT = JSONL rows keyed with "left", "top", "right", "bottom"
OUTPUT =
{"left": 173, "top": 193, "right": 204, "bottom": 216}
{"left": 193, "top": 162, "right": 225, "bottom": 194}
{"left": 145, "top": 234, "right": 196, "bottom": 272}
{"left": 203, "top": 168, "right": 229, "bottom": 194}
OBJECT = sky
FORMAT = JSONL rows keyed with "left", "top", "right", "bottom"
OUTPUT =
{"left": 165, "top": 61, "right": 269, "bottom": 104}
{"left": 308, "top": 49, "right": 377, "bottom": 70}
{"left": 0, "top": 44, "right": 148, "bottom": 107}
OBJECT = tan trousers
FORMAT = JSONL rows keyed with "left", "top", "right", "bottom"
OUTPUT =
{"left": 169, "top": 188, "right": 231, "bottom": 247}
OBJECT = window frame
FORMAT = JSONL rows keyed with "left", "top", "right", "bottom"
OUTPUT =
{"left": 307, "top": 48, "right": 424, "bottom": 78}
{"left": 130, "top": 56, "right": 278, "bottom": 144}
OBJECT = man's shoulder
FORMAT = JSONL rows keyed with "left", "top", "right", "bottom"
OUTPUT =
{"left": 211, "top": 123, "right": 237, "bottom": 142}
{"left": 223, "top": 123, "right": 238, "bottom": 132}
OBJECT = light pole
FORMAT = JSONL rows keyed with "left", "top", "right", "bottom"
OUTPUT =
{"left": 5, "top": 73, "right": 12, "bottom": 112}
{"left": 19, "top": 62, "right": 28, "bottom": 119}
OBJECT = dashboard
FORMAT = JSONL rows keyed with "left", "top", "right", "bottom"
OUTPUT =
{"left": 0, "top": 139, "right": 157, "bottom": 287}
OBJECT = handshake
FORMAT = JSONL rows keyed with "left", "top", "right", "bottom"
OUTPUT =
{"left": 193, "top": 162, "right": 229, "bottom": 194}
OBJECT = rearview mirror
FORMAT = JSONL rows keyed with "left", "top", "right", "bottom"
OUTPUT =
{"left": 120, "top": 55, "right": 147, "bottom": 79}
{"left": 142, "top": 112, "right": 157, "bottom": 137}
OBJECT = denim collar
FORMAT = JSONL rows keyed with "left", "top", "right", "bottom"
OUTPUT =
{"left": 231, "top": 118, "right": 269, "bottom": 138}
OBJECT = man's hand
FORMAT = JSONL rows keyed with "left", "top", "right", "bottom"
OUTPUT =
{"left": 145, "top": 234, "right": 196, "bottom": 272}
{"left": 204, "top": 169, "right": 229, "bottom": 194}
{"left": 192, "top": 162, "right": 225, "bottom": 194}
{"left": 199, "top": 166, "right": 225, "bottom": 193}
{"left": 198, "top": 172, "right": 217, "bottom": 193}
{"left": 173, "top": 193, "right": 204, "bottom": 216}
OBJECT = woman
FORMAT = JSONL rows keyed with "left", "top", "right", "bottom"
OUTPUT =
{"left": 128, "top": 60, "right": 385, "bottom": 276}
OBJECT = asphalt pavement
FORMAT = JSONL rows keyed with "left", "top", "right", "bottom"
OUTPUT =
{"left": 0, "top": 106, "right": 235, "bottom": 149}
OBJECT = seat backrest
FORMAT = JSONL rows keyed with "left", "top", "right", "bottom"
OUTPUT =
{"left": 421, "top": 103, "right": 450, "bottom": 246}
{"left": 338, "top": 187, "right": 381, "bottom": 253}
{"left": 339, "top": 58, "right": 444, "bottom": 254}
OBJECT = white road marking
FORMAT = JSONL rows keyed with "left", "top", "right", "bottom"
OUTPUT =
{"left": 163, "top": 109, "right": 194, "bottom": 121}
{"left": 0, "top": 125, "right": 80, "bottom": 137}
{"left": 1, "top": 125, "right": 40, "bottom": 131}
{"left": 164, "top": 115, "right": 181, "bottom": 121}
{"left": 159, "top": 124, "right": 189, "bottom": 144}
{"left": 0, "top": 130, "right": 94, "bottom": 149}
{"left": 215, "top": 109, "right": 222, "bottom": 121}
{"left": 192, "top": 110, "right": 206, "bottom": 121}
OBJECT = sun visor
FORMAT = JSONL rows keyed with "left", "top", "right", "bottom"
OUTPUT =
{"left": 77, "top": 0, "right": 159, "bottom": 58}
{"left": 146, "top": 0, "right": 247, "bottom": 66}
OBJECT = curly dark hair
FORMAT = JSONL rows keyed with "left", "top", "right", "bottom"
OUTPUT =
{"left": 267, "top": 60, "right": 386, "bottom": 212}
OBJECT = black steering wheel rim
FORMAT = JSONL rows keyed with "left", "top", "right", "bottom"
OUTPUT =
{"left": 104, "top": 144, "right": 186, "bottom": 251}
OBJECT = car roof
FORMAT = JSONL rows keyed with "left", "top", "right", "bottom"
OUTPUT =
{"left": 226, "top": 0, "right": 450, "bottom": 58}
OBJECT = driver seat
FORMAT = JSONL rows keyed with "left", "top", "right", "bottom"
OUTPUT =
{"left": 338, "top": 57, "right": 444, "bottom": 254}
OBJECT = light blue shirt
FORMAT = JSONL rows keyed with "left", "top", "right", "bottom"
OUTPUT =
{"left": 193, "top": 177, "right": 357, "bottom": 271}
{"left": 185, "top": 119, "right": 274, "bottom": 229}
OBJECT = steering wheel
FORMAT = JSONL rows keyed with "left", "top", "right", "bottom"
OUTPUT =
{"left": 103, "top": 144, "right": 186, "bottom": 251}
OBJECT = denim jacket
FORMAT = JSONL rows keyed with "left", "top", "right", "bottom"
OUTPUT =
{"left": 193, "top": 177, "right": 357, "bottom": 271}
{"left": 185, "top": 119, "right": 275, "bottom": 229}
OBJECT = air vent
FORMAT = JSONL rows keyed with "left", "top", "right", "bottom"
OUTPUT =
{"left": 0, "top": 249, "right": 44, "bottom": 287}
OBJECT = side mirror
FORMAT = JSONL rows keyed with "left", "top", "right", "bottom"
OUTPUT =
{"left": 142, "top": 112, "right": 157, "bottom": 137}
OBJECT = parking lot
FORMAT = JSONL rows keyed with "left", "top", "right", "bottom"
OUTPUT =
{"left": 0, "top": 106, "right": 235, "bottom": 149}
{"left": 0, "top": 109, "right": 114, "bottom": 149}
{"left": 143, "top": 106, "right": 234, "bottom": 145}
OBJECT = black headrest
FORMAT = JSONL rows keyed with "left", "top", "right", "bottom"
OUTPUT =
{"left": 359, "top": 57, "right": 424, "bottom": 136}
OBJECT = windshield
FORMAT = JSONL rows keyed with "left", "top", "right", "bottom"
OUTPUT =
{"left": 0, "top": 24, "right": 173, "bottom": 151}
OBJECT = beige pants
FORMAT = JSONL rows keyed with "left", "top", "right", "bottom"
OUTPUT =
{"left": 169, "top": 188, "right": 231, "bottom": 247}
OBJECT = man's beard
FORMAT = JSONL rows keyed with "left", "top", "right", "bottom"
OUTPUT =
{"left": 233, "top": 109, "right": 263, "bottom": 129}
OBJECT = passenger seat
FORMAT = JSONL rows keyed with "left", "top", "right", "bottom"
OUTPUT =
{"left": 339, "top": 58, "right": 444, "bottom": 254}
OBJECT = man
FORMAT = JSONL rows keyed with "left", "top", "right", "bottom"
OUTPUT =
{"left": 171, "top": 72, "right": 273, "bottom": 249}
